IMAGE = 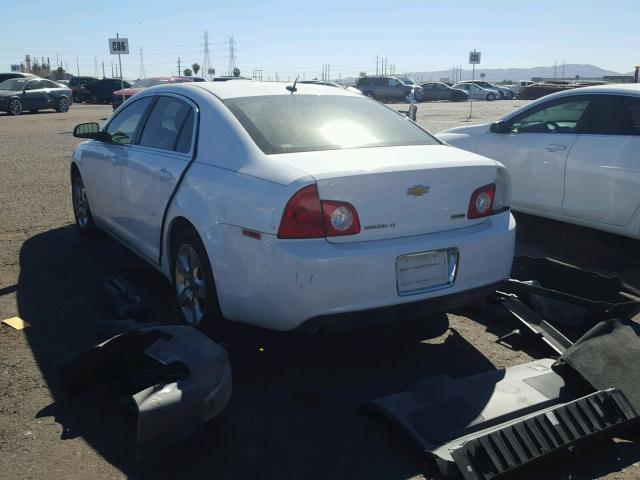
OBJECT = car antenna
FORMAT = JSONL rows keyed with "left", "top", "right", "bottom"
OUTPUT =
{"left": 286, "top": 77, "right": 298, "bottom": 95}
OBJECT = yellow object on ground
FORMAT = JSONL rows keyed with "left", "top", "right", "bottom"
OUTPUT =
{"left": 2, "top": 316, "right": 30, "bottom": 330}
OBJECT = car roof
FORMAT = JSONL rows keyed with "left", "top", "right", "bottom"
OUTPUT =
{"left": 550, "top": 83, "right": 640, "bottom": 96}
{"left": 157, "top": 80, "right": 360, "bottom": 100}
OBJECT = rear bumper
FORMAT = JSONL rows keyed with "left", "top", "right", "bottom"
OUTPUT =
{"left": 205, "top": 210, "right": 516, "bottom": 331}
{"left": 297, "top": 281, "right": 502, "bottom": 334}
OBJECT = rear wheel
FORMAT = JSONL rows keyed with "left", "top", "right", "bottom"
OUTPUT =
{"left": 71, "top": 170, "right": 99, "bottom": 236}
{"left": 486, "top": 93, "right": 496, "bottom": 101}
{"left": 56, "top": 97, "right": 70, "bottom": 113}
{"left": 172, "top": 227, "right": 223, "bottom": 332}
{"left": 8, "top": 98, "right": 23, "bottom": 115}
{"left": 363, "top": 90, "right": 375, "bottom": 99}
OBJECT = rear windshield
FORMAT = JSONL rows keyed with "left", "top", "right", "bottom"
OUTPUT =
{"left": 223, "top": 95, "right": 439, "bottom": 154}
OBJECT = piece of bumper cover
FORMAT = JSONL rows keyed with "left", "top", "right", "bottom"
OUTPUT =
{"left": 60, "top": 325, "right": 232, "bottom": 461}
{"left": 365, "top": 358, "right": 640, "bottom": 478}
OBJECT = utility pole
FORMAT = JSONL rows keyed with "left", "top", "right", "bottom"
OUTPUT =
{"left": 562, "top": 60, "right": 566, "bottom": 79}
{"left": 376, "top": 55, "right": 379, "bottom": 76}
{"left": 178, "top": 57, "right": 182, "bottom": 76}
{"left": 76, "top": 57, "right": 80, "bottom": 76}
{"left": 139, "top": 48, "right": 146, "bottom": 79}
{"left": 554, "top": 61, "right": 557, "bottom": 79}
{"left": 111, "top": 61, "right": 114, "bottom": 77}
{"left": 102, "top": 62, "right": 105, "bottom": 79}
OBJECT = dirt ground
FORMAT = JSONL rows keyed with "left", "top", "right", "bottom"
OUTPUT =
{"left": 1, "top": 101, "right": 640, "bottom": 480}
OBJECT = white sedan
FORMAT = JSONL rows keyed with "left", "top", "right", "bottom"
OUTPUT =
{"left": 452, "top": 83, "right": 500, "bottom": 101}
{"left": 438, "top": 84, "right": 640, "bottom": 239}
{"left": 71, "top": 81, "right": 515, "bottom": 332}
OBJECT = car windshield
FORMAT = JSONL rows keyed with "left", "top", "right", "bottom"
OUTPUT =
{"left": 0, "top": 78, "right": 28, "bottom": 91}
{"left": 398, "top": 77, "right": 416, "bottom": 85}
{"left": 223, "top": 94, "right": 439, "bottom": 155}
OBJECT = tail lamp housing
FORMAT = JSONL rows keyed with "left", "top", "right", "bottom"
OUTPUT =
{"left": 468, "top": 183, "right": 496, "bottom": 219}
{"left": 278, "top": 184, "right": 360, "bottom": 239}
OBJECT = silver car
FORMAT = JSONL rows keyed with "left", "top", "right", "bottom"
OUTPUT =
{"left": 452, "top": 83, "right": 500, "bottom": 101}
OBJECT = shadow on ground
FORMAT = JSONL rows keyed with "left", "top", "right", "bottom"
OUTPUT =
{"left": 16, "top": 213, "right": 640, "bottom": 479}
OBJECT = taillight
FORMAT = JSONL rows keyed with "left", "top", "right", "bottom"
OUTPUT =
{"left": 278, "top": 184, "right": 360, "bottom": 239}
{"left": 468, "top": 183, "right": 496, "bottom": 219}
{"left": 322, "top": 201, "right": 360, "bottom": 236}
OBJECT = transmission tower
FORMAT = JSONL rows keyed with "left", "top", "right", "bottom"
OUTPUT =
{"left": 227, "top": 36, "right": 236, "bottom": 76}
{"left": 202, "top": 31, "right": 213, "bottom": 79}
{"left": 139, "top": 48, "right": 146, "bottom": 79}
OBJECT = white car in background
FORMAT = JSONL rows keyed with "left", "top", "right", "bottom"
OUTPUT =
{"left": 437, "top": 84, "right": 640, "bottom": 239}
{"left": 452, "top": 82, "right": 500, "bottom": 101}
{"left": 71, "top": 81, "right": 515, "bottom": 333}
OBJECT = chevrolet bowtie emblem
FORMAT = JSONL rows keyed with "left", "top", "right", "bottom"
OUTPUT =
{"left": 406, "top": 185, "right": 430, "bottom": 196}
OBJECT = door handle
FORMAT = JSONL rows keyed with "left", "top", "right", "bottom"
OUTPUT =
{"left": 545, "top": 144, "right": 567, "bottom": 152}
{"left": 156, "top": 168, "right": 174, "bottom": 181}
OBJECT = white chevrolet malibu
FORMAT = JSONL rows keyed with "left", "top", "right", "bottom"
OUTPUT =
{"left": 71, "top": 81, "right": 515, "bottom": 332}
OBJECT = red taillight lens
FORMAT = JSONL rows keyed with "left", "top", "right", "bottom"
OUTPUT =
{"left": 278, "top": 185, "right": 361, "bottom": 239}
{"left": 277, "top": 184, "right": 325, "bottom": 239}
{"left": 468, "top": 183, "right": 496, "bottom": 219}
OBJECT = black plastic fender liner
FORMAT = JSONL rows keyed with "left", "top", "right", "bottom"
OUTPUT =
{"left": 451, "top": 389, "right": 639, "bottom": 480}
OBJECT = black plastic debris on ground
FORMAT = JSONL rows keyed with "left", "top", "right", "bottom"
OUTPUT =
{"left": 59, "top": 326, "right": 232, "bottom": 461}
{"left": 99, "top": 275, "right": 144, "bottom": 319}
{"left": 504, "top": 256, "right": 640, "bottom": 330}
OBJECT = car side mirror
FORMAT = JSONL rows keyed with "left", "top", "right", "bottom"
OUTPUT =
{"left": 73, "top": 122, "right": 110, "bottom": 141}
{"left": 490, "top": 121, "right": 509, "bottom": 134}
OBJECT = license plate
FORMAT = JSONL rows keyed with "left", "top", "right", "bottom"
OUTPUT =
{"left": 396, "top": 249, "right": 457, "bottom": 295}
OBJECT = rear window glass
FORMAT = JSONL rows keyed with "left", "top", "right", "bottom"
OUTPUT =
{"left": 223, "top": 95, "right": 439, "bottom": 154}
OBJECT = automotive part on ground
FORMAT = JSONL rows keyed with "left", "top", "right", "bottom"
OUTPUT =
{"left": 59, "top": 325, "right": 232, "bottom": 461}
{"left": 503, "top": 256, "right": 640, "bottom": 331}
{"left": 99, "top": 275, "right": 144, "bottom": 319}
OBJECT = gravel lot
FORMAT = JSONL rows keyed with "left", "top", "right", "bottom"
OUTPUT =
{"left": 1, "top": 101, "right": 639, "bottom": 480}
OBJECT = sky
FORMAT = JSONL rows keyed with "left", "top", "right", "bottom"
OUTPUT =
{"left": 2, "top": 0, "right": 637, "bottom": 81}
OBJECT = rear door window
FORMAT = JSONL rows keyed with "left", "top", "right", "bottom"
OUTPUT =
{"left": 139, "top": 96, "right": 195, "bottom": 152}
{"left": 577, "top": 95, "right": 640, "bottom": 136}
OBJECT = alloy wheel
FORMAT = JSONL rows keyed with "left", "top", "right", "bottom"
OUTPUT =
{"left": 9, "top": 99, "right": 22, "bottom": 115}
{"left": 72, "top": 176, "right": 89, "bottom": 229}
{"left": 58, "top": 97, "right": 70, "bottom": 112}
{"left": 175, "top": 244, "right": 207, "bottom": 326}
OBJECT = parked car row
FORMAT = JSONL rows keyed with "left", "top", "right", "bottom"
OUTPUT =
{"left": 0, "top": 75, "right": 72, "bottom": 115}
{"left": 354, "top": 75, "right": 517, "bottom": 102}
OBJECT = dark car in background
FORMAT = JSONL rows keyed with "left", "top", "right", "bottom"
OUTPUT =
{"left": 68, "top": 76, "right": 97, "bottom": 101}
{"left": 355, "top": 75, "right": 423, "bottom": 102}
{"left": 0, "top": 72, "right": 37, "bottom": 83}
{"left": 0, "top": 77, "right": 72, "bottom": 115}
{"left": 420, "top": 82, "right": 469, "bottom": 102}
{"left": 111, "top": 76, "right": 205, "bottom": 109}
{"left": 78, "top": 78, "right": 132, "bottom": 104}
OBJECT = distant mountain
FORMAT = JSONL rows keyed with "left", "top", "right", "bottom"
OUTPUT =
{"left": 401, "top": 64, "right": 623, "bottom": 83}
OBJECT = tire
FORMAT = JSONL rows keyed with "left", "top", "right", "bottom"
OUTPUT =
{"left": 8, "top": 98, "right": 23, "bottom": 115}
{"left": 87, "top": 95, "right": 98, "bottom": 104}
{"left": 498, "top": 91, "right": 505, "bottom": 100}
{"left": 56, "top": 96, "right": 70, "bottom": 113}
{"left": 171, "top": 226, "right": 223, "bottom": 332}
{"left": 71, "top": 170, "right": 100, "bottom": 236}
{"left": 486, "top": 93, "right": 496, "bottom": 101}
{"left": 363, "top": 90, "right": 375, "bottom": 99}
